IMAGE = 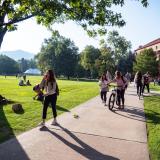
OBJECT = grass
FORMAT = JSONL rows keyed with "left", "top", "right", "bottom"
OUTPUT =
{"left": 149, "top": 83, "right": 160, "bottom": 92}
{"left": 0, "top": 76, "right": 99, "bottom": 143}
{"left": 144, "top": 83, "right": 160, "bottom": 160}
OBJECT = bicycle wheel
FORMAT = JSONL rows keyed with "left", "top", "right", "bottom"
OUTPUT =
{"left": 108, "top": 93, "right": 115, "bottom": 110}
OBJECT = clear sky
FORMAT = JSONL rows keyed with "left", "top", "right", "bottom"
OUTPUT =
{"left": 0, "top": 0, "right": 160, "bottom": 54}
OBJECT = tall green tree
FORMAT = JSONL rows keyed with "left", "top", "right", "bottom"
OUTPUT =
{"left": 0, "top": 0, "right": 148, "bottom": 48}
{"left": 36, "top": 31, "right": 78, "bottom": 79}
{"left": 107, "top": 30, "right": 132, "bottom": 62}
{"left": 117, "top": 51, "right": 135, "bottom": 75}
{"left": 0, "top": 55, "right": 19, "bottom": 74}
{"left": 133, "top": 48, "right": 159, "bottom": 77}
{"left": 80, "top": 45, "right": 100, "bottom": 78}
{"left": 95, "top": 45, "right": 115, "bottom": 76}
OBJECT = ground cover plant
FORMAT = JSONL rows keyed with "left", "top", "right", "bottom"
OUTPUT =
{"left": 0, "top": 76, "right": 99, "bottom": 143}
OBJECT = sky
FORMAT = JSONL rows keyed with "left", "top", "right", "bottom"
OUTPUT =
{"left": 0, "top": 0, "right": 160, "bottom": 55}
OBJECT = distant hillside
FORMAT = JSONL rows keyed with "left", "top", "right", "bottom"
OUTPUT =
{"left": 0, "top": 50, "right": 35, "bottom": 60}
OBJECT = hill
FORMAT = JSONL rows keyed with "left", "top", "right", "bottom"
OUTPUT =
{"left": 0, "top": 50, "right": 35, "bottom": 60}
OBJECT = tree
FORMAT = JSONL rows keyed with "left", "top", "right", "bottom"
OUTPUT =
{"left": 0, "top": 0, "right": 148, "bottom": 48}
{"left": 107, "top": 30, "right": 132, "bottom": 62}
{"left": 133, "top": 48, "right": 159, "bottom": 77}
{"left": 0, "top": 55, "right": 19, "bottom": 74}
{"left": 95, "top": 45, "right": 115, "bottom": 76}
{"left": 80, "top": 45, "right": 100, "bottom": 78}
{"left": 117, "top": 51, "right": 135, "bottom": 75}
{"left": 36, "top": 31, "right": 78, "bottom": 79}
{"left": 18, "top": 58, "right": 28, "bottom": 72}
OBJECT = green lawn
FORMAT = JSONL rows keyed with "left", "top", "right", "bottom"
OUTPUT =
{"left": 150, "top": 83, "right": 160, "bottom": 92}
{"left": 0, "top": 76, "right": 99, "bottom": 143}
{"left": 144, "top": 84, "right": 160, "bottom": 160}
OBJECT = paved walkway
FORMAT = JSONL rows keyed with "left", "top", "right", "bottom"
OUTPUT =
{"left": 0, "top": 84, "right": 150, "bottom": 160}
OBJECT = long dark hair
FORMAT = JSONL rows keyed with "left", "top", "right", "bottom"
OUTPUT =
{"left": 46, "top": 69, "right": 56, "bottom": 87}
{"left": 101, "top": 73, "right": 108, "bottom": 81}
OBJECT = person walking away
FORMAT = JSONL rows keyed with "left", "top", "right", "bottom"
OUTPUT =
{"left": 39, "top": 69, "right": 59, "bottom": 126}
{"left": 142, "top": 72, "right": 151, "bottom": 94}
{"left": 125, "top": 72, "right": 131, "bottom": 84}
{"left": 108, "top": 71, "right": 128, "bottom": 109}
{"left": 98, "top": 74, "right": 109, "bottom": 106}
{"left": 135, "top": 71, "right": 143, "bottom": 97}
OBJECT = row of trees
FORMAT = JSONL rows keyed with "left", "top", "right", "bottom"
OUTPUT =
{"left": 35, "top": 30, "right": 134, "bottom": 79}
{"left": 0, "top": 56, "right": 37, "bottom": 74}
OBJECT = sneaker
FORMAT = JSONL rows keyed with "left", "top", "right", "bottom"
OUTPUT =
{"left": 51, "top": 118, "right": 57, "bottom": 125}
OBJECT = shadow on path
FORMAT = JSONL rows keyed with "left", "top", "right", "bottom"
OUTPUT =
{"left": 40, "top": 124, "right": 119, "bottom": 160}
{"left": 0, "top": 101, "right": 29, "bottom": 160}
{"left": 112, "top": 106, "right": 146, "bottom": 122}
{"left": 56, "top": 105, "right": 70, "bottom": 112}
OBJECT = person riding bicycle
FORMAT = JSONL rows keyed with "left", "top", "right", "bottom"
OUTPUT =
{"left": 135, "top": 71, "right": 143, "bottom": 97}
{"left": 108, "top": 71, "right": 128, "bottom": 109}
{"left": 98, "top": 73, "right": 109, "bottom": 106}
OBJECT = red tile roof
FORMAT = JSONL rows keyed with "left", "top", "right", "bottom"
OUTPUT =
{"left": 135, "top": 38, "right": 160, "bottom": 51}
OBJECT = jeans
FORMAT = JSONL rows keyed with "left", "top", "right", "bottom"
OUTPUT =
{"left": 42, "top": 94, "right": 57, "bottom": 119}
{"left": 117, "top": 89, "right": 125, "bottom": 105}
{"left": 137, "top": 83, "right": 142, "bottom": 96}
{"left": 100, "top": 91, "right": 107, "bottom": 103}
{"left": 142, "top": 83, "right": 150, "bottom": 93}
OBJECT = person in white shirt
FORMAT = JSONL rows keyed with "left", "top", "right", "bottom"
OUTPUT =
{"left": 98, "top": 73, "right": 109, "bottom": 106}
{"left": 108, "top": 71, "right": 128, "bottom": 109}
{"left": 39, "top": 69, "right": 59, "bottom": 126}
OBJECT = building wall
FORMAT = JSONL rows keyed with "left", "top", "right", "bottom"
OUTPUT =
{"left": 136, "top": 43, "right": 160, "bottom": 54}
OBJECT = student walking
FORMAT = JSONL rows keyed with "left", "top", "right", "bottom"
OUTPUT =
{"left": 98, "top": 74, "right": 109, "bottom": 106}
{"left": 135, "top": 71, "right": 143, "bottom": 96}
{"left": 108, "top": 71, "right": 128, "bottom": 109}
{"left": 142, "top": 72, "right": 151, "bottom": 94}
{"left": 39, "top": 69, "right": 59, "bottom": 126}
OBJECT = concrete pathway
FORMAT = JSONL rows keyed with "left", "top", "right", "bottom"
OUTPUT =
{"left": 0, "top": 84, "right": 150, "bottom": 160}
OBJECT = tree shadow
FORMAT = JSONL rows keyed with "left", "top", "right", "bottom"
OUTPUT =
{"left": 40, "top": 125, "right": 119, "bottom": 160}
{"left": 112, "top": 105, "right": 146, "bottom": 122}
{"left": 56, "top": 105, "right": 70, "bottom": 112}
{"left": 0, "top": 102, "right": 29, "bottom": 159}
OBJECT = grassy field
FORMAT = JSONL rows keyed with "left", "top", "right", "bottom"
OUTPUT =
{"left": 0, "top": 76, "right": 99, "bottom": 143}
{"left": 144, "top": 84, "right": 160, "bottom": 160}
{"left": 150, "top": 83, "right": 160, "bottom": 92}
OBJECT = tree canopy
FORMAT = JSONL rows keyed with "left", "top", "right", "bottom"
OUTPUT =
{"left": 36, "top": 31, "right": 78, "bottom": 79}
{"left": 133, "top": 48, "right": 159, "bottom": 77}
{"left": 0, "top": 0, "right": 148, "bottom": 48}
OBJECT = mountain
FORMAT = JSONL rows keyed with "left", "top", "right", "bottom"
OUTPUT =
{"left": 0, "top": 50, "right": 35, "bottom": 60}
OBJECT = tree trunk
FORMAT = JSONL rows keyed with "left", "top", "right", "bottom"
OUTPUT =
{"left": 67, "top": 75, "right": 70, "bottom": 80}
{"left": 0, "top": 27, "right": 7, "bottom": 49}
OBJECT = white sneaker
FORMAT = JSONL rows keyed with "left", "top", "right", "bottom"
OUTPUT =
{"left": 51, "top": 119, "right": 57, "bottom": 125}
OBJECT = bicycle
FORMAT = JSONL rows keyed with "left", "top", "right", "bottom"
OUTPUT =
{"left": 108, "top": 85, "right": 122, "bottom": 110}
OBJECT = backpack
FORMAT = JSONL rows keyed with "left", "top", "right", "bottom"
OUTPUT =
{"left": 143, "top": 76, "right": 149, "bottom": 84}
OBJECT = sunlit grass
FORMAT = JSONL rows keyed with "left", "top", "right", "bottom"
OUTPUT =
{"left": 0, "top": 76, "right": 99, "bottom": 143}
{"left": 144, "top": 94, "right": 160, "bottom": 160}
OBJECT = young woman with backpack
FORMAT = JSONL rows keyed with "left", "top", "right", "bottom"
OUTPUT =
{"left": 108, "top": 71, "right": 128, "bottom": 109}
